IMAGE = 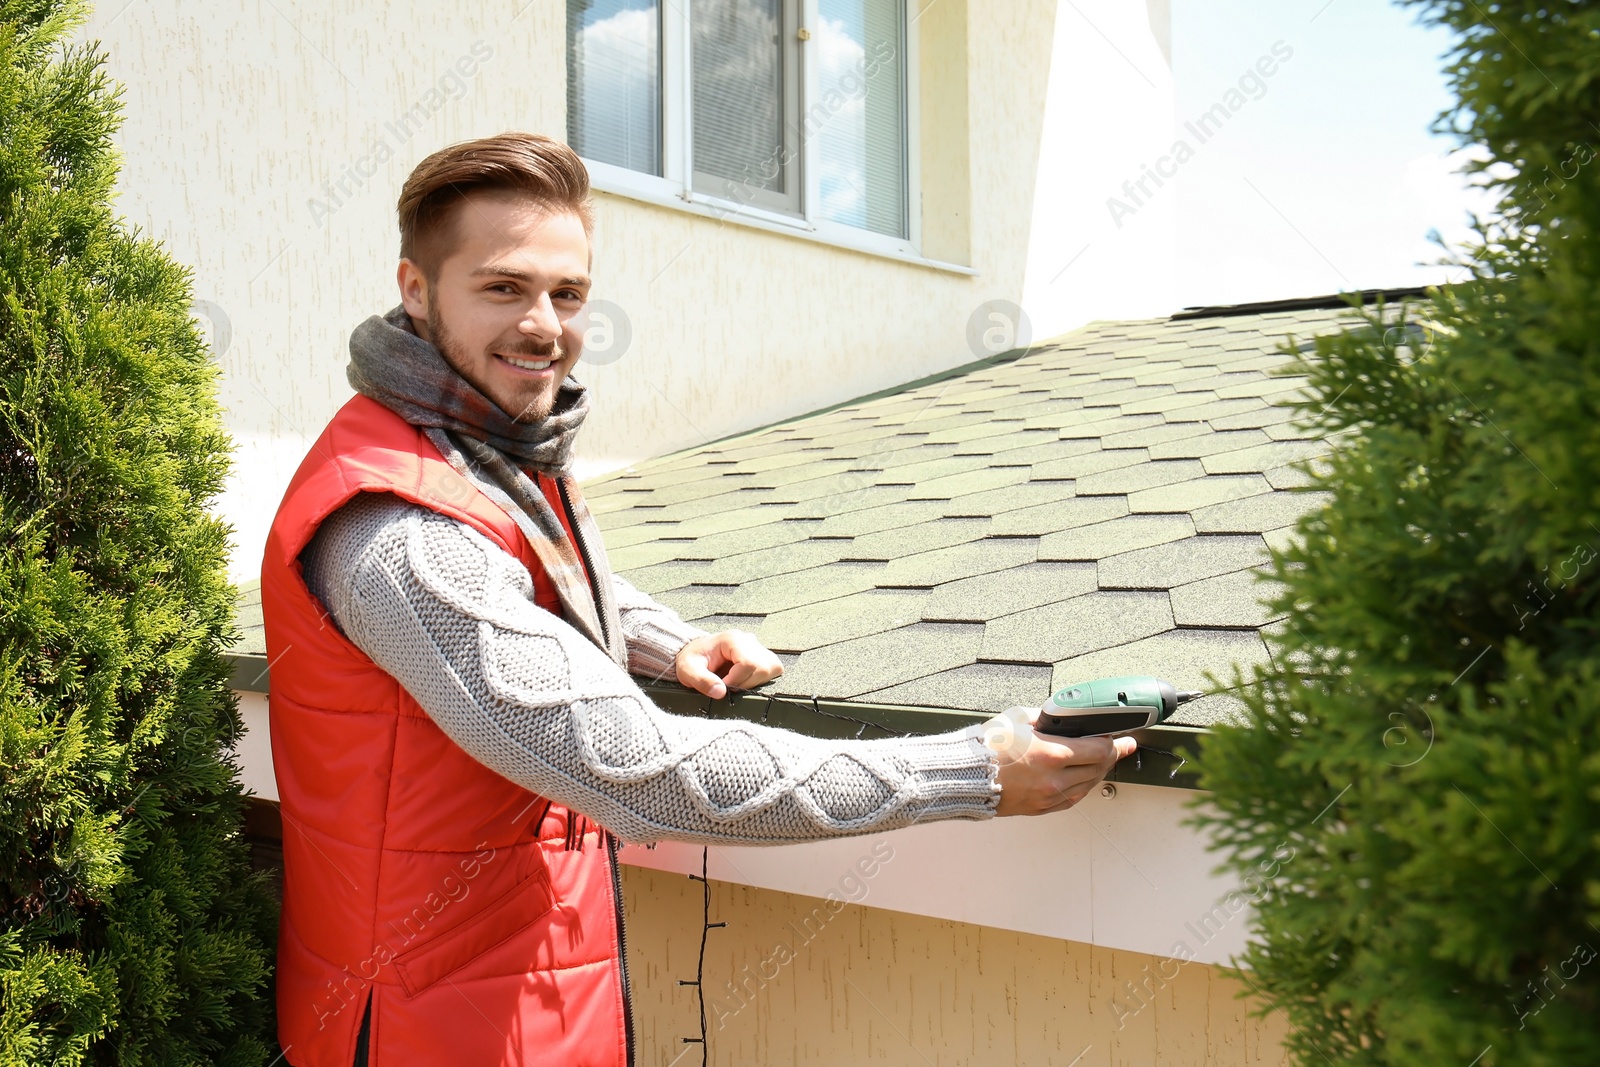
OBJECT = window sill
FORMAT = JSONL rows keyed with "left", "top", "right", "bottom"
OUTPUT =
{"left": 584, "top": 159, "right": 977, "bottom": 277}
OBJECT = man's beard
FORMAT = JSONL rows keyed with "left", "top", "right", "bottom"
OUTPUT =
{"left": 430, "top": 308, "right": 566, "bottom": 423}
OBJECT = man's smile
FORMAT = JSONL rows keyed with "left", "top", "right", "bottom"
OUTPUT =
{"left": 496, "top": 352, "right": 557, "bottom": 373}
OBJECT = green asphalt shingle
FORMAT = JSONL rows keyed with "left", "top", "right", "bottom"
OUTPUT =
{"left": 1127, "top": 473, "right": 1273, "bottom": 514}
{"left": 1037, "top": 514, "right": 1195, "bottom": 562}
{"left": 755, "top": 588, "right": 931, "bottom": 654}
{"left": 1191, "top": 490, "right": 1333, "bottom": 534}
{"left": 920, "top": 561, "right": 1098, "bottom": 622}
{"left": 1169, "top": 568, "right": 1286, "bottom": 629}
{"left": 979, "top": 590, "right": 1176, "bottom": 666}
{"left": 987, "top": 495, "right": 1129, "bottom": 536}
{"left": 1097, "top": 534, "right": 1270, "bottom": 591}
{"left": 233, "top": 299, "right": 1417, "bottom": 729}
{"left": 772, "top": 621, "right": 986, "bottom": 699}
{"left": 862, "top": 660, "right": 1056, "bottom": 712}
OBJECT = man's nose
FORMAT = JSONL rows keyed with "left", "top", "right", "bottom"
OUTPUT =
{"left": 518, "top": 294, "right": 561, "bottom": 341}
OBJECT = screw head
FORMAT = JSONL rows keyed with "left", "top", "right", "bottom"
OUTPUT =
{"left": 1100, "top": 783, "right": 1117, "bottom": 799}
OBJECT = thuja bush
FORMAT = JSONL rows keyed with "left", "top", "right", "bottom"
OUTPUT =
{"left": 1193, "top": 2, "right": 1600, "bottom": 1064}
{"left": 0, "top": 1, "right": 275, "bottom": 1063}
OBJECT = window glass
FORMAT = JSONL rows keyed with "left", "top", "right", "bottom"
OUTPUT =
{"left": 691, "top": 0, "right": 800, "bottom": 212}
{"left": 567, "top": 0, "right": 662, "bottom": 176}
{"left": 814, "top": 0, "right": 905, "bottom": 237}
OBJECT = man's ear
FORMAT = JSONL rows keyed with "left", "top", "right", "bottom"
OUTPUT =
{"left": 397, "top": 258, "right": 430, "bottom": 324}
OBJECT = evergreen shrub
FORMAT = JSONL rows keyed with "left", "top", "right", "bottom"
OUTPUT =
{"left": 1195, "top": 2, "right": 1600, "bottom": 1064}
{"left": 0, "top": 1, "right": 276, "bottom": 1062}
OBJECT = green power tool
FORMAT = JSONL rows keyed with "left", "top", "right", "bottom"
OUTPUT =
{"left": 1032, "top": 675, "right": 1203, "bottom": 738}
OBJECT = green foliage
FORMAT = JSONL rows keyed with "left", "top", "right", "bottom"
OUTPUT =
{"left": 0, "top": 1, "right": 275, "bottom": 1063}
{"left": 1192, "top": 2, "right": 1600, "bottom": 1064}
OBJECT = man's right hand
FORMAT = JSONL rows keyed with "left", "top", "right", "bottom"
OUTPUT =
{"left": 981, "top": 706, "right": 1138, "bottom": 816}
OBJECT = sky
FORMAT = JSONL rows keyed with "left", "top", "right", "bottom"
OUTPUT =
{"left": 1168, "top": 0, "right": 1493, "bottom": 308}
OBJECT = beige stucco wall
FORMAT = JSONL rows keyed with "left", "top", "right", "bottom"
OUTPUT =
{"left": 621, "top": 864, "right": 1289, "bottom": 1066}
{"left": 77, "top": 0, "right": 1056, "bottom": 581}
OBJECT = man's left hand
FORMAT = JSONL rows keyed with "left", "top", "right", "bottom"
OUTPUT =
{"left": 674, "top": 630, "right": 783, "bottom": 700}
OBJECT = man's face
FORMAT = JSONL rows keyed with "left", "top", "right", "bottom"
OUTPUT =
{"left": 398, "top": 194, "right": 591, "bottom": 422}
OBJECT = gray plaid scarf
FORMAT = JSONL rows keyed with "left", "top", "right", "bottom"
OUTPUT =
{"left": 348, "top": 305, "right": 627, "bottom": 669}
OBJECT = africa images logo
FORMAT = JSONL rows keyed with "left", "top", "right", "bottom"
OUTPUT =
{"left": 308, "top": 41, "right": 496, "bottom": 228}
{"left": 1106, "top": 40, "right": 1295, "bottom": 228}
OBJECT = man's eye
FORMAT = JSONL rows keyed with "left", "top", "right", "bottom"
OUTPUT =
{"left": 555, "top": 289, "right": 584, "bottom": 302}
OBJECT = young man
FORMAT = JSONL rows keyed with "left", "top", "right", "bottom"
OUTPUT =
{"left": 260, "top": 132, "right": 1135, "bottom": 1067}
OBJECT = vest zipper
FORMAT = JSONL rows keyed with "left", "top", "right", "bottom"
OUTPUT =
{"left": 555, "top": 475, "right": 633, "bottom": 1064}
{"left": 606, "top": 831, "right": 636, "bottom": 1067}
{"left": 554, "top": 476, "right": 612, "bottom": 652}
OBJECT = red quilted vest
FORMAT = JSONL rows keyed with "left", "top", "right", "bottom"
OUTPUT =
{"left": 261, "top": 395, "right": 631, "bottom": 1067}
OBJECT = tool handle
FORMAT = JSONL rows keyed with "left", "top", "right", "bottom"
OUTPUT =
{"left": 1033, "top": 705, "right": 1159, "bottom": 738}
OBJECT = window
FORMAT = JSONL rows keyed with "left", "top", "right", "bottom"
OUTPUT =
{"left": 691, "top": 0, "right": 802, "bottom": 215}
{"left": 566, "top": 0, "right": 910, "bottom": 244}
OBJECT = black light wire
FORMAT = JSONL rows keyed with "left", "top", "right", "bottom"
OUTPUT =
{"left": 675, "top": 846, "right": 725, "bottom": 1064}
{"left": 671, "top": 688, "right": 919, "bottom": 1062}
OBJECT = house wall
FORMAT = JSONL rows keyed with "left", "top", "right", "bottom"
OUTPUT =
{"left": 234, "top": 692, "right": 275, "bottom": 802}
{"left": 1021, "top": 0, "right": 1179, "bottom": 341}
{"left": 621, "top": 863, "right": 1290, "bottom": 1066}
{"left": 621, "top": 784, "right": 1262, "bottom": 969}
{"left": 77, "top": 0, "right": 1059, "bottom": 583}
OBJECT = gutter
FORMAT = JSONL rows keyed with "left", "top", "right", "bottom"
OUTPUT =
{"left": 228, "top": 652, "right": 274, "bottom": 694}
{"left": 224, "top": 652, "right": 1205, "bottom": 791}
{"left": 1170, "top": 284, "right": 1439, "bottom": 320}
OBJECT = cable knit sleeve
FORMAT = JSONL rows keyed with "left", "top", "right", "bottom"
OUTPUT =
{"left": 609, "top": 572, "right": 709, "bottom": 684}
{"left": 299, "top": 492, "right": 1003, "bottom": 847}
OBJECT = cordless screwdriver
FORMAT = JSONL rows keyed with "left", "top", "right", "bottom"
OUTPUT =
{"left": 1031, "top": 675, "right": 1203, "bottom": 738}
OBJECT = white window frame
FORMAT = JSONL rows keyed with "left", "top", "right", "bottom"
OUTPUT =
{"left": 576, "top": 0, "right": 972, "bottom": 275}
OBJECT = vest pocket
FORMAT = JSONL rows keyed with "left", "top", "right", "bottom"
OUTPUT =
{"left": 392, "top": 867, "right": 557, "bottom": 997}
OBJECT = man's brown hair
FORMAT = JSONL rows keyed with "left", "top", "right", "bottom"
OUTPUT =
{"left": 398, "top": 132, "right": 594, "bottom": 279}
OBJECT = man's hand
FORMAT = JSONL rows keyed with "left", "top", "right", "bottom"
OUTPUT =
{"left": 674, "top": 630, "right": 784, "bottom": 700}
{"left": 982, "top": 705, "right": 1137, "bottom": 816}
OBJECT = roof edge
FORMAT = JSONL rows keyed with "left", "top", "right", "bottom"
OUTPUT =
{"left": 1170, "top": 284, "right": 1444, "bottom": 321}
{"left": 639, "top": 682, "right": 1205, "bottom": 790}
{"left": 222, "top": 653, "right": 1203, "bottom": 790}
{"left": 678, "top": 346, "right": 1040, "bottom": 455}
